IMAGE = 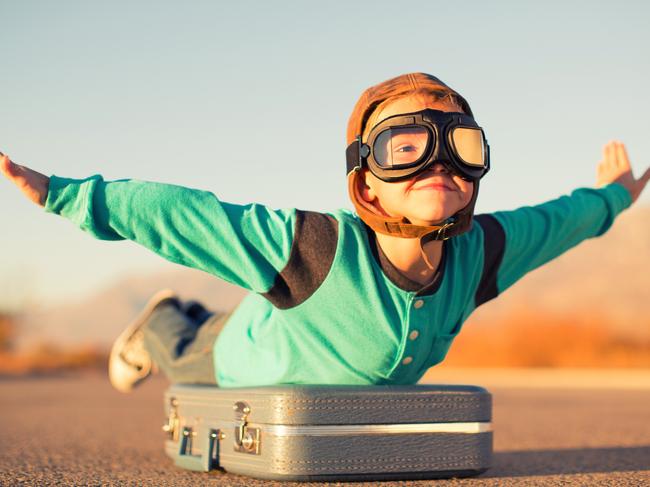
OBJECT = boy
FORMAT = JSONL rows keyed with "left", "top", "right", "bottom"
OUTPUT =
{"left": 2, "top": 73, "right": 648, "bottom": 392}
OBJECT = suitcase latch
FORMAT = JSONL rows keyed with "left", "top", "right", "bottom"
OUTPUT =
{"left": 177, "top": 426, "right": 222, "bottom": 472}
{"left": 233, "top": 401, "right": 261, "bottom": 455}
{"left": 162, "top": 397, "right": 180, "bottom": 441}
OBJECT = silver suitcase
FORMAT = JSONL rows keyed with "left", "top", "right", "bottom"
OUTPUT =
{"left": 163, "top": 384, "right": 492, "bottom": 481}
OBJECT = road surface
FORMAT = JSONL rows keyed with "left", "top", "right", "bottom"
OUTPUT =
{"left": 0, "top": 372, "right": 648, "bottom": 486}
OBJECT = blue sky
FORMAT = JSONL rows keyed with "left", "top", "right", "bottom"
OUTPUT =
{"left": 1, "top": 0, "right": 649, "bottom": 309}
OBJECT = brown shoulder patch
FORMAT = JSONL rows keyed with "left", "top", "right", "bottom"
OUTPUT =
{"left": 262, "top": 210, "right": 339, "bottom": 310}
{"left": 474, "top": 214, "right": 506, "bottom": 307}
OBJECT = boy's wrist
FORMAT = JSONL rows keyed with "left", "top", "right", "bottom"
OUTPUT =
{"left": 45, "top": 174, "right": 103, "bottom": 215}
{"left": 599, "top": 182, "right": 634, "bottom": 212}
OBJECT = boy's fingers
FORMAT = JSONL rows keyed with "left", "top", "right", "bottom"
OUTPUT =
{"left": 0, "top": 154, "right": 11, "bottom": 175}
{"left": 615, "top": 142, "right": 630, "bottom": 169}
{"left": 604, "top": 142, "right": 613, "bottom": 162}
{"left": 0, "top": 154, "right": 18, "bottom": 178}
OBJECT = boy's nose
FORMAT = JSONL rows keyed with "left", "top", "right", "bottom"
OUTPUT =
{"left": 429, "top": 162, "right": 450, "bottom": 174}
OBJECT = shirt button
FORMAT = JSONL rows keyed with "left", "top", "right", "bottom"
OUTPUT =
{"left": 402, "top": 356, "right": 413, "bottom": 365}
{"left": 409, "top": 330, "right": 419, "bottom": 341}
{"left": 414, "top": 299, "right": 424, "bottom": 309}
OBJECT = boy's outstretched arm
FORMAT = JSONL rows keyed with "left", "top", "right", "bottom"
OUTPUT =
{"left": 477, "top": 140, "right": 648, "bottom": 304}
{"left": 0, "top": 152, "right": 49, "bottom": 206}
{"left": 1, "top": 151, "right": 299, "bottom": 294}
{"left": 596, "top": 140, "right": 650, "bottom": 203}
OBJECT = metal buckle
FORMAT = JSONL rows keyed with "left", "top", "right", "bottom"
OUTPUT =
{"left": 353, "top": 135, "right": 370, "bottom": 172}
{"left": 162, "top": 397, "right": 180, "bottom": 441}
{"left": 435, "top": 221, "right": 454, "bottom": 240}
{"left": 233, "top": 401, "right": 261, "bottom": 455}
{"left": 177, "top": 426, "right": 223, "bottom": 472}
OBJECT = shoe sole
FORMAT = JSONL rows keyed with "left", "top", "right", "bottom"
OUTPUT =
{"left": 108, "top": 289, "right": 178, "bottom": 392}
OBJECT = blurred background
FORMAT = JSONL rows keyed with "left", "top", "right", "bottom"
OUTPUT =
{"left": 0, "top": 0, "right": 648, "bottom": 375}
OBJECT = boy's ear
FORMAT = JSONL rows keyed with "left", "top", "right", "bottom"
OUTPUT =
{"left": 360, "top": 169, "right": 378, "bottom": 203}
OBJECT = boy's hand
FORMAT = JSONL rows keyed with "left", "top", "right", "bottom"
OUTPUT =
{"left": 0, "top": 152, "right": 50, "bottom": 207}
{"left": 596, "top": 141, "right": 650, "bottom": 204}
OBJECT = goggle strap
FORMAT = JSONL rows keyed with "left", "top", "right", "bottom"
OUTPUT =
{"left": 345, "top": 137, "right": 362, "bottom": 175}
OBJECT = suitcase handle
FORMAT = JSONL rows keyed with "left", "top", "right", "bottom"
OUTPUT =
{"left": 175, "top": 426, "right": 221, "bottom": 472}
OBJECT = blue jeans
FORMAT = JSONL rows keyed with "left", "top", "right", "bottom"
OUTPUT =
{"left": 141, "top": 302, "right": 231, "bottom": 385}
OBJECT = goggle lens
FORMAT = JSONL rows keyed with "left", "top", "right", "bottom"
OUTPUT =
{"left": 450, "top": 127, "right": 486, "bottom": 167}
{"left": 373, "top": 126, "right": 429, "bottom": 167}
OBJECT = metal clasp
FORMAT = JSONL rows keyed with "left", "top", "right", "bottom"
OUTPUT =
{"left": 356, "top": 136, "right": 371, "bottom": 172}
{"left": 162, "top": 397, "right": 180, "bottom": 441}
{"left": 177, "top": 426, "right": 223, "bottom": 472}
{"left": 435, "top": 221, "right": 454, "bottom": 240}
{"left": 233, "top": 401, "right": 261, "bottom": 455}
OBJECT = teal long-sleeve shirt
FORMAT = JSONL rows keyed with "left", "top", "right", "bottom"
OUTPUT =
{"left": 45, "top": 176, "right": 632, "bottom": 387}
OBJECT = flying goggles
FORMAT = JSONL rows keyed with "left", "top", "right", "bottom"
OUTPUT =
{"left": 346, "top": 109, "right": 490, "bottom": 182}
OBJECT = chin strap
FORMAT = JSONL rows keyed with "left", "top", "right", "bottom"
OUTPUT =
{"left": 347, "top": 170, "right": 478, "bottom": 243}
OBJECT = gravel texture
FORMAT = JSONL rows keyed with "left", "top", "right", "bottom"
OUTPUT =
{"left": 0, "top": 373, "right": 648, "bottom": 486}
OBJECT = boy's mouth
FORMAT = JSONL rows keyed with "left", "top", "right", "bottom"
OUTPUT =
{"left": 411, "top": 174, "right": 455, "bottom": 191}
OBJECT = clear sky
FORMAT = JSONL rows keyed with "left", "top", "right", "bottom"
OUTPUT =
{"left": 1, "top": 0, "right": 649, "bottom": 310}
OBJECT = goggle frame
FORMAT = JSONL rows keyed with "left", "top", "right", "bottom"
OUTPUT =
{"left": 348, "top": 109, "right": 490, "bottom": 182}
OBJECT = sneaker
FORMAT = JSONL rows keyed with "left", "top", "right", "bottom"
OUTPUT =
{"left": 182, "top": 300, "right": 211, "bottom": 325}
{"left": 109, "top": 289, "right": 179, "bottom": 393}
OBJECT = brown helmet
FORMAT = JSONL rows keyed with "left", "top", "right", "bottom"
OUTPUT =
{"left": 346, "top": 73, "right": 481, "bottom": 242}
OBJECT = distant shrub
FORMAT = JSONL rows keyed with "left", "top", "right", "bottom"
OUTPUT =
{"left": 0, "top": 343, "right": 107, "bottom": 376}
{"left": 0, "top": 313, "right": 16, "bottom": 352}
{"left": 443, "top": 308, "right": 650, "bottom": 368}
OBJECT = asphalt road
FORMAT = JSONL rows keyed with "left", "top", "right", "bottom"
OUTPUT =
{"left": 0, "top": 373, "right": 648, "bottom": 486}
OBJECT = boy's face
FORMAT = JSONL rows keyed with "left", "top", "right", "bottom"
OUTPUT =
{"left": 360, "top": 96, "right": 475, "bottom": 226}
